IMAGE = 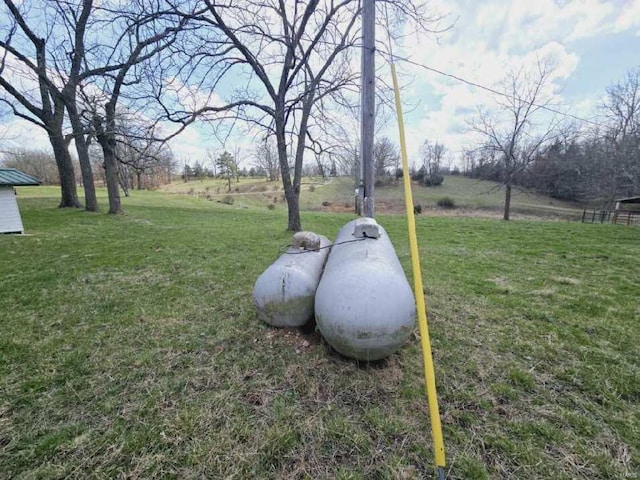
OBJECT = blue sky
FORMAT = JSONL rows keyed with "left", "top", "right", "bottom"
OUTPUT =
{"left": 1, "top": 0, "right": 639, "bottom": 169}
{"left": 563, "top": 30, "right": 637, "bottom": 100}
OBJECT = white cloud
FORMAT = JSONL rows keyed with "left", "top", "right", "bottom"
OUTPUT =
{"left": 614, "top": 0, "right": 640, "bottom": 33}
{"left": 383, "top": 0, "right": 635, "bottom": 165}
{"left": 0, "top": 117, "right": 51, "bottom": 153}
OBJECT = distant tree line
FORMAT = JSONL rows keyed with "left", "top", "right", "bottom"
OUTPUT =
{"left": 464, "top": 65, "right": 640, "bottom": 213}
{"left": 1, "top": 127, "right": 176, "bottom": 193}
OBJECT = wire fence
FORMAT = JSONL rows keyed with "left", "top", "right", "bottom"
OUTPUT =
{"left": 581, "top": 209, "right": 640, "bottom": 226}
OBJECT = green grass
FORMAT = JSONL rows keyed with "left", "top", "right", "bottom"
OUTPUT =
{"left": 159, "top": 175, "right": 583, "bottom": 219}
{"left": 1, "top": 188, "right": 638, "bottom": 479}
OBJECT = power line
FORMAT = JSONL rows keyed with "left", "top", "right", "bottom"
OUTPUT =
{"left": 389, "top": 54, "right": 605, "bottom": 128}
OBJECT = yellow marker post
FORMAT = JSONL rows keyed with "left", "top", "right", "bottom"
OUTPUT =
{"left": 390, "top": 62, "right": 446, "bottom": 479}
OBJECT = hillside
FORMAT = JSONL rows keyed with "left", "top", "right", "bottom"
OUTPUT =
{"left": 160, "top": 175, "right": 584, "bottom": 220}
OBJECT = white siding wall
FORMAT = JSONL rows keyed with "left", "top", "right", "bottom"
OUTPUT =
{"left": 0, "top": 186, "right": 24, "bottom": 234}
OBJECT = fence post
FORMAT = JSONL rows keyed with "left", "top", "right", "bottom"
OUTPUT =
{"left": 581, "top": 210, "right": 586, "bottom": 223}
{"left": 592, "top": 210, "right": 596, "bottom": 223}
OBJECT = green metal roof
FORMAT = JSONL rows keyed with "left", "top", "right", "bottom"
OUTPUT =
{"left": 0, "top": 168, "right": 41, "bottom": 186}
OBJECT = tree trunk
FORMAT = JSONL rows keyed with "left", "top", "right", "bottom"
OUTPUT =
{"left": 136, "top": 170, "right": 143, "bottom": 190}
{"left": 316, "top": 158, "right": 325, "bottom": 179}
{"left": 289, "top": 98, "right": 314, "bottom": 231}
{"left": 94, "top": 103, "right": 122, "bottom": 214}
{"left": 103, "top": 138, "right": 122, "bottom": 213}
{"left": 48, "top": 97, "right": 82, "bottom": 208}
{"left": 67, "top": 103, "right": 98, "bottom": 212}
{"left": 503, "top": 183, "right": 512, "bottom": 221}
{"left": 275, "top": 116, "right": 301, "bottom": 231}
{"left": 117, "top": 164, "right": 131, "bottom": 197}
{"left": 31, "top": 37, "right": 80, "bottom": 208}
{"left": 49, "top": 131, "right": 82, "bottom": 208}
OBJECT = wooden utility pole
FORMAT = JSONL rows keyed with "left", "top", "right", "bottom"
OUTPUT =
{"left": 361, "top": 0, "right": 375, "bottom": 217}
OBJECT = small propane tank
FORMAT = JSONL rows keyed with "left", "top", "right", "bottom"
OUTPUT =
{"left": 253, "top": 232, "right": 331, "bottom": 327}
{"left": 315, "top": 218, "right": 415, "bottom": 361}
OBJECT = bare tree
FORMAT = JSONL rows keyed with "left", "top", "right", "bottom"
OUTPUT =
{"left": 53, "top": 0, "right": 99, "bottom": 211}
{"left": 0, "top": 0, "right": 83, "bottom": 208}
{"left": 232, "top": 144, "right": 242, "bottom": 183}
{"left": 601, "top": 66, "right": 640, "bottom": 199}
{"left": 471, "top": 59, "right": 559, "bottom": 220}
{"left": 0, "top": 0, "right": 189, "bottom": 213}
{"left": 164, "top": 0, "right": 439, "bottom": 231}
{"left": 170, "top": 1, "right": 361, "bottom": 230}
{"left": 319, "top": 103, "right": 361, "bottom": 180}
{"left": 0, "top": 0, "right": 106, "bottom": 211}
{"left": 419, "top": 139, "right": 446, "bottom": 183}
{"left": 373, "top": 136, "right": 399, "bottom": 180}
{"left": 84, "top": 4, "right": 188, "bottom": 214}
{"left": 113, "top": 114, "right": 174, "bottom": 190}
{"left": 253, "top": 137, "right": 279, "bottom": 181}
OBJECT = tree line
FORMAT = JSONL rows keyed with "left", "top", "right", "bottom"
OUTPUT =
{"left": 463, "top": 63, "right": 640, "bottom": 219}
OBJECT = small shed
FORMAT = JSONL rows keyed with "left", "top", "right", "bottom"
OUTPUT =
{"left": 0, "top": 168, "right": 40, "bottom": 234}
{"left": 613, "top": 196, "right": 640, "bottom": 226}
{"left": 615, "top": 196, "right": 640, "bottom": 212}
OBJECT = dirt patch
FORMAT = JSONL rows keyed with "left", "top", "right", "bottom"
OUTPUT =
{"left": 263, "top": 326, "right": 322, "bottom": 350}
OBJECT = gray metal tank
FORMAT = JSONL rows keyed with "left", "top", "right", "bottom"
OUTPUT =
{"left": 315, "top": 218, "right": 416, "bottom": 361}
{"left": 253, "top": 233, "right": 331, "bottom": 327}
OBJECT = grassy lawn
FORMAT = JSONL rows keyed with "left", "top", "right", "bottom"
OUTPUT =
{"left": 1, "top": 188, "right": 638, "bottom": 479}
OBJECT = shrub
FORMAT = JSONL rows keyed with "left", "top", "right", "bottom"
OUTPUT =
{"left": 375, "top": 177, "right": 394, "bottom": 187}
{"left": 413, "top": 204, "right": 422, "bottom": 214}
{"left": 395, "top": 168, "right": 404, "bottom": 179}
{"left": 267, "top": 203, "right": 276, "bottom": 210}
{"left": 222, "top": 195, "right": 234, "bottom": 205}
{"left": 423, "top": 174, "right": 444, "bottom": 187}
{"left": 411, "top": 167, "right": 425, "bottom": 182}
{"left": 309, "top": 184, "right": 316, "bottom": 192}
{"left": 437, "top": 197, "right": 456, "bottom": 209}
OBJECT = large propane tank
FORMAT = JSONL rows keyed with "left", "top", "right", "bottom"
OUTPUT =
{"left": 253, "top": 232, "right": 331, "bottom": 328}
{"left": 315, "top": 218, "right": 416, "bottom": 361}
